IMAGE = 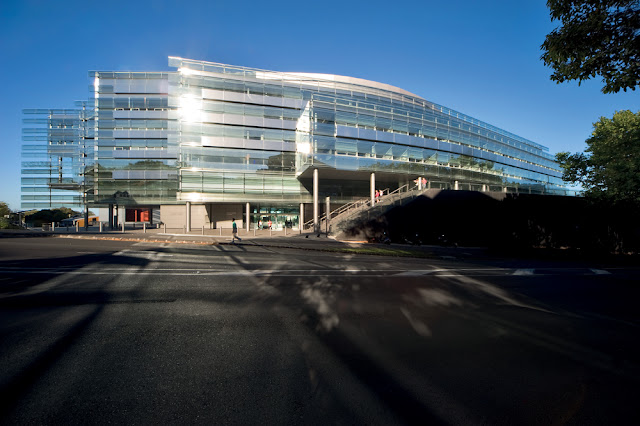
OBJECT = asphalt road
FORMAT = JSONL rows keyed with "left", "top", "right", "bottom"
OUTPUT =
{"left": 0, "top": 238, "right": 638, "bottom": 425}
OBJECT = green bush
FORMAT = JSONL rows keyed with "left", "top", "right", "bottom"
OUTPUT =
{"left": 0, "top": 217, "right": 20, "bottom": 230}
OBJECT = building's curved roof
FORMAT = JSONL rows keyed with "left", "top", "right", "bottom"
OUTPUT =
{"left": 169, "top": 56, "right": 423, "bottom": 100}
{"left": 286, "top": 73, "right": 424, "bottom": 100}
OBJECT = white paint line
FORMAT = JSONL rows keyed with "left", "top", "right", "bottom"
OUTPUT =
{"left": 590, "top": 269, "right": 612, "bottom": 275}
{"left": 0, "top": 265, "right": 622, "bottom": 278}
{"left": 394, "top": 270, "right": 431, "bottom": 276}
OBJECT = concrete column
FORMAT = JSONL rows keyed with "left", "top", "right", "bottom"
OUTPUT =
{"left": 245, "top": 202, "right": 250, "bottom": 232}
{"left": 482, "top": 184, "right": 487, "bottom": 192}
{"left": 370, "top": 172, "right": 375, "bottom": 205}
{"left": 108, "top": 204, "right": 114, "bottom": 229}
{"left": 114, "top": 205, "right": 119, "bottom": 229}
{"left": 454, "top": 180, "right": 459, "bottom": 190}
{"left": 503, "top": 187, "right": 508, "bottom": 193}
{"left": 313, "top": 169, "right": 319, "bottom": 233}
{"left": 299, "top": 203, "right": 304, "bottom": 233}
{"left": 186, "top": 201, "right": 191, "bottom": 232}
{"left": 325, "top": 196, "right": 330, "bottom": 234}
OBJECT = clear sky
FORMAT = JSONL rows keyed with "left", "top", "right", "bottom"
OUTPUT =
{"left": 1, "top": 0, "right": 638, "bottom": 211}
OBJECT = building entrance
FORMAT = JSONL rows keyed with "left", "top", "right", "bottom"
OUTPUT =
{"left": 251, "top": 205, "right": 299, "bottom": 230}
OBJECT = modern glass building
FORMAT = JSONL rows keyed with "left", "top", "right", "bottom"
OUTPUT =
{"left": 22, "top": 57, "right": 573, "bottom": 230}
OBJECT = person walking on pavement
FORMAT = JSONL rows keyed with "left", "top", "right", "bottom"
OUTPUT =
{"left": 231, "top": 218, "right": 242, "bottom": 243}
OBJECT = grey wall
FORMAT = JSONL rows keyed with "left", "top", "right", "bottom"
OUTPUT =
{"left": 160, "top": 205, "right": 186, "bottom": 229}
{"left": 209, "top": 204, "right": 243, "bottom": 229}
{"left": 190, "top": 204, "right": 209, "bottom": 229}
{"left": 159, "top": 203, "right": 246, "bottom": 229}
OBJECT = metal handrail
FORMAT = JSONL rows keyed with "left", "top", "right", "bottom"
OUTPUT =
{"left": 303, "top": 196, "right": 371, "bottom": 230}
{"left": 330, "top": 197, "right": 370, "bottom": 217}
{"left": 388, "top": 184, "right": 410, "bottom": 197}
{"left": 301, "top": 184, "right": 417, "bottom": 230}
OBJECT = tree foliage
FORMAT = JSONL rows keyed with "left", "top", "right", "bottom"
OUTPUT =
{"left": 541, "top": 0, "right": 640, "bottom": 93}
{"left": 556, "top": 110, "right": 640, "bottom": 205}
{"left": 24, "top": 208, "right": 83, "bottom": 226}
{"left": 0, "top": 202, "right": 10, "bottom": 217}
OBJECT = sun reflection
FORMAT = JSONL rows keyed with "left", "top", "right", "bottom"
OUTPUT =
{"left": 179, "top": 95, "right": 203, "bottom": 123}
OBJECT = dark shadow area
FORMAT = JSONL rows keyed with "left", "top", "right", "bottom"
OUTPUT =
{"left": 0, "top": 304, "right": 105, "bottom": 418}
{"left": 344, "top": 190, "right": 640, "bottom": 259}
{"left": 0, "top": 249, "right": 156, "bottom": 420}
{"left": 258, "top": 265, "right": 640, "bottom": 425}
{"left": 303, "top": 311, "right": 446, "bottom": 425}
{"left": 218, "top": 243, "right": 248, "bottom": 252}
{"left": 0, "top": 252, "right": 151, "bottom": 293}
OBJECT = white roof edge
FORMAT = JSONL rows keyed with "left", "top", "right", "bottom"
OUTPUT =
{"left": 287, "top": 73, "right": 424, "bottom": 100}
{"left": 169, "top": 56, "right": 423, "bottom": 100}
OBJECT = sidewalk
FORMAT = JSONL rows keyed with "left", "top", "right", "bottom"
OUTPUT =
{"left": 0, "top": 226, "right": 488, "bottom": 260}
{"left": 3, "top": 227, "right": 637, "bottom": 265}
{"left": 0, "top": 225, "right": 359, "bottom": 247}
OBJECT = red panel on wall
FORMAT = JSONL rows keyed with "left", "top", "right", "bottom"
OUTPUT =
{"left": 125, "top": 208, "right": 150, "bottom": 222}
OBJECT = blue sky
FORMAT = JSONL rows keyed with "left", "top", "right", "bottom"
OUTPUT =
{"left": 1, "top": 0, "right": 637, "bottom": 211}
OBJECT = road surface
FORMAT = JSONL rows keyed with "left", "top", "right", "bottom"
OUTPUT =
{"left": 0, "top": 237, "right": 638, "bottom": 425}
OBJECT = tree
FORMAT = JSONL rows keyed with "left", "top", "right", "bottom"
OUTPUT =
{"left": 541, "top": 0, "right": 640, "bottom": 93}
{"left": 0, "top": 202, "right": 10, "bottom": 217}
{"left": 556, "top": 110, "right": 640, "bottom": 205}
{"left": 24, "top": 208, "right": 84, "bottom": 226}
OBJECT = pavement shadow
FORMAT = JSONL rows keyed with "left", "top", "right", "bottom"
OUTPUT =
{"left": 0, "top": 251, "right": 155, "bottom": 419}
{"left": 247, "top": 271, "right": 449, "bottom": 425}
{"left": 0, "top": 304, "right": 104, "bottom": 418}
{"left": 0, "top": 251, "right": 152, "bottom": 296}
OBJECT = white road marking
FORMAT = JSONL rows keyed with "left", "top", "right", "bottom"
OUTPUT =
{"left": 0, "top": 253, "right": 623, "bottom": 279}
{"left": 394, "top": 270, "right": 433, "bottom": 276}
{"left": 513, "top": 269, "right": 535, "bottom": 276}
{"left": 0, "top": 268, "right": 620, "bottom": 278}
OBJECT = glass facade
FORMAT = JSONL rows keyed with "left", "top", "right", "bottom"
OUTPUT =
{"left": 91, "top": 71, "right": 177, "bottom": 207}
{"left": 21, "top": 105, "right": 93, "bottom": 209}
{"left": 21, "top": 56, "right": 574, "bottom": 214}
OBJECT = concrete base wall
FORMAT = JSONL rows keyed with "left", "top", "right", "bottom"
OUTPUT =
{"left": 97, "top": 208, "right": 110, "bottom": 224}
{"left": 160, "top": 203, "right": 244, "bottom": 230}
{"left": 160, "top": 205, "right": 186, "bottom": 229}
{"left": 190, "top": 205, "right": 209, "bottom": 229}
{"left": 209, "top": 204, "right": 243, "bottom": 229}
{"left": 114, "top": 206, "right": 125, "bottom": 227}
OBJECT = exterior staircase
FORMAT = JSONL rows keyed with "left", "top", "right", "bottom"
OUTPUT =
{"left": 304, "top": 185, "right": 429, "bottom": 237}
